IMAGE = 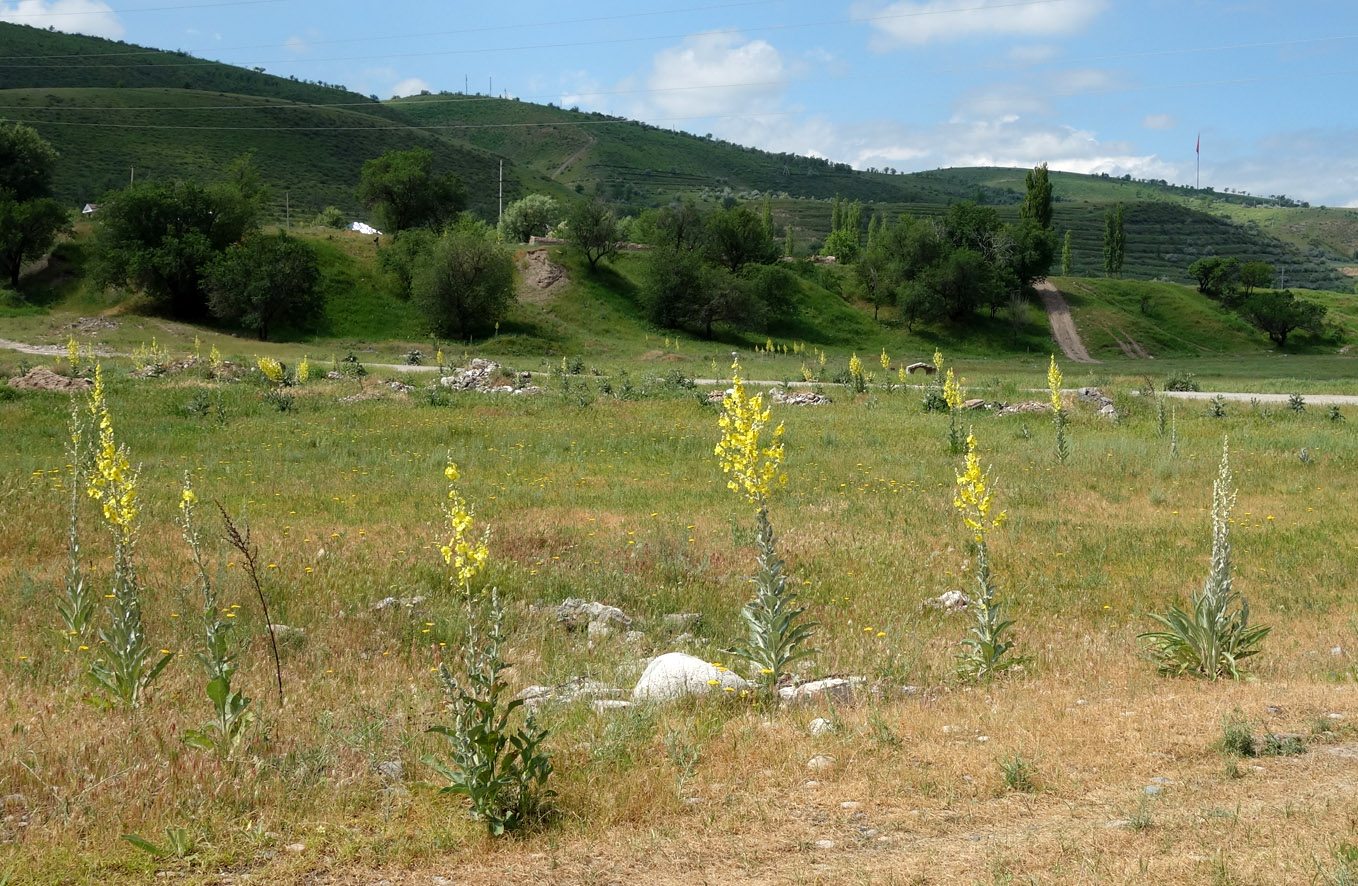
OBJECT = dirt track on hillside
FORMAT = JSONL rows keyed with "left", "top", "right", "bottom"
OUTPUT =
{"left": 1035, "top": 281, "right": 1097, "bottom": 363}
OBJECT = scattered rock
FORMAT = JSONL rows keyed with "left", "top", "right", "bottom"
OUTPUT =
{"left": 769, "top": 388, "right": 832, "bottom": 406}
{"left": 928, "top": 590, "right": 971, "bottom": 613}
{"left": 326, "top": 371, "right": 343, "bottom": 380}
{"left": 371, "top": 595, "right": 427, "bottom": 613}
{"left": 905, "top": 362, "right": 936, "bottom": 375}
{"left": 899, "top": 685, "right": 921, "bottom": 697}
{"left": 386, "top": 380, "right": 414, "bottom": 394}
{"left": 962, "top": 398, "right": 987, "bottom": 410}
{"left": 813, "top": 839, "right": 836, "bottom": 850}
{"left": 591, "top": 700, "right": 632, "bottom": 715}
{"left": 839, "top": 801, "right": 861, "bottom": 811}
{"left": 1143, "top": 784, "right": 1161, "bottom": 796}
{"left": 439, "top": 358, "right": 525, "bottom": 393}
{"left": 622, "top": 630, "right": 646, "bottom": 645}
{"left": 1332, "top": 646, "right": 1345, "bottom": 657}
{"left": 517, "top": 678, "right": 627, "bottom": 711}
{"left": 779, "top": 676, "right": 862, "bottom": 705}
{"left": 67, "top": 317, "right": 119, "bottom": 333}
{"left": 266, "top": 624, "right": 304, "bottom": 640}
{"left": 285, "top": 843, "right": 306, "bottom": 854}
{"left": 806, "top": 754, "right": 837, "bottom": 771}
{"left": 705, "top": 389, "right": 730, "bottom": 405}
{"left": 808, "top": 717, "right": 834, "bottom": 736}
{"left": 662, "top": 613, "right": 701, "bottom": 631}
{"left": 1078, "top": 386, "right": 1119, "bottom": 419}
{"left": 376, "top": 760, "right": 403, "bottom": 782}
{"left": 1105, "top": 819, "right": 1133, "bottom": 829}
{"left": 586, "top": 619, "right": 615, "bottom": 640}
{"left": 994, "top": 400, "right": 1052, "bottom": 417}
{"left": 631, "top": 652, "right": 747, "bottom": 702}
{"left": 7, "top": 366, "right": 92, "bottom": 393}
{"left": 555, "top": 598, "right": 633, "bottom": 631}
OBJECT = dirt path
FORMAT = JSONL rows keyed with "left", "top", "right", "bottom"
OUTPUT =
{"left": 1160, "top": 390, "right": 1358, "bottom": 407}
{"left": 1035, "top": 280, "right": 1097, "bottom": 363}
{"left": 551, "top": 133, "right": 596, "bottom": 181}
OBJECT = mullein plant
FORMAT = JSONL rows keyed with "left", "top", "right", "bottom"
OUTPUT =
{"left": 943, "top": 369, "right": 966, "bottom": 454}
{"left": 85, "top": 366, "right": 172, "bottom": 707}
{"left": 425, "top": 460, "right": 553, "bottom": 836}
{"left": 716, "top": 358, "right": 817, "bottom": 694}
{"left": 1048, "top": 355, "right": 1069, "bottom": 464}
{"left": 1141, "top": 438, "right": 1270, "bottom": 680}
{"left": 848, "top": 353, "right": 867, "bottom": 393}
{"left": 177, "top": 475, "right": 254, "bottom": 757}
{"left": 952, "top": 432, "right": 1022, "bottom": 680}
{"left": 57, "top": 398, "right": 97, "bottom": 642}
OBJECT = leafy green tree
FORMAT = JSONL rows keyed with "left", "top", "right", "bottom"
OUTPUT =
{"left": 856, "top": 239, "right": 894, "bottom": 320}
{"left": 1004, "top": 218, "right": 1057, "bottom": 295}
{"left": 705, "top": 205, "right": 778, "bottom": 272}
{"left": 377, "top": 228, "right": 436, "bottom": 298}
{"left": 498, "top": 194, "right": 560, "bottom": 243}
{"left": 1102, "top": 203, "right": 1125, "bottom": 277}
{"left": 0, "top": 120, "right": 59, "bottom": 201}
{"left": 1020, "top": 162, "right": 1053, "bottom": 229}
{"left": 357, "top": 148, "right": 465, "bottom": 233}
{"left": 1238, "top": 260, "right": 1274, "bottom": 296}
{"left": 943, "top": 201, "right": 1002, "bottom": 256}
{"left": 0, "top": 122, "right": 71, "bottom": 290}
{"left": 565, "top": 197, "right": 619, "bottom": 269}
{"left": 411, "top": 215, "right": 515, "bottom": 339}
{"left": 1060, "top": 230, "right": 1072, "bottom": 276}
{"left": 0, "top": 196, "right": 70, "bottom": 290}
{"left": 94, "top": 180, "right": 257, "bottom": 319}
{"left": 644, "top": 245, "right": 792, "bottom": 339}
{"left": 636, "top": 197, "right": 705, "bottom": 251}
{"left": 205, "top": 233, "right": 322, "bottom": 341}
{"left": 1238, "top": 290, "right": 1326, "bottom": 347}
{"left": 823, "top": 195, "right": 862, "bottom": 262}
{"left": 1188, "top": 256, "right": 1240, "bottom": 300}
{"left": 312, "top": 205, "right": 346, "bottom": 229}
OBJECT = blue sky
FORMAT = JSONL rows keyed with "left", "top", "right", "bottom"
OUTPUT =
{"left": 5, "top": 0, "right": 1357, "bottom": 205}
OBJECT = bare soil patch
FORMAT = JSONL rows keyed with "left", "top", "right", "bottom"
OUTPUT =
{"left": 517, "top": 248, "right": 568, "bottom": 305}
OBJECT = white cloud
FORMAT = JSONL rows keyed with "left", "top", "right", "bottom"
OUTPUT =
{"left": 0, "top": 0, "right": 123, "bottom": 39}
{"left": 1142, "top": 113, "right": 1177, "bottom": 131}
{"left": 1006, "top": 43, "right": 1061, "bottom": 64}
{"left": 283, "top": 35, "right": 307, "bottom": 54}
{"left": 640, "top": 31, "right": 786, "bottom": 118}
{"left": 852, "top": 0, "right": 1106, "bottom": 50}
{"left": 390, "top": 78, "right": 431, "bottom": 98}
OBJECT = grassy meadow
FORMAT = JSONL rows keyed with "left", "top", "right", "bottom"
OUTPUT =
{"left": 2, "top": 339, "right": 1358, "bottom": 885}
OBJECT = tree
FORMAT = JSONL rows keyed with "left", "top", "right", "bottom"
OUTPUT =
{"left": 1188, "top": 256, "right": 1240, "bottom": 300}
{"left": 705, "top": 205, "right": 778, "bottom": 272}
{"left": 0, "top": 197, "right": 71, "bottom": 290}
{"left": 1238, "top": 290, "right": 1326, "bottom": 347}
{"left": 1238, "top": 260, "right": 1274, "bottom": 296}
{"left": 94, "top": 180, "right": 257, "bottom": 319}
{"left": 1060, "top": 230, "right": 1072, "bottom": 276}
{"left": 0, "top": 121, "right": 59, "bottom": 201}
{"left": 822, "top": 195, "right": 863, "bottom": 262}
{"left": 498, "top": 194, "right": 560, "bottom": 243}
{"left": 1102, "top": 203, "right": 1125, "bottom": 277}
{"left": 1020, "top": 162, "right": 1053, "bottom": 229}
{"left": 0, "top": 122, "right": 70, "bottom": 291}
{"left": 565, "top": 197, "right": 619, "bottom": 269}
{"left": 411, "top": 215, "right": 515, "bottom": 339}
{"left": 1004, "top": 218, "right": 1057, "bottom": 295}
{"left": 357, "top": 148, "right": 464, "bottom": 233}
{"left": 943, "top": 201, "right": 1002, "bottom": 257}
{"left": 205, "top": 232, "right": 321, "bottom": 341}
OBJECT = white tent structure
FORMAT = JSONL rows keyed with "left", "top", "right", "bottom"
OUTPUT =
{"left": 350, "top": 221, "right": 382, "bottom": 236}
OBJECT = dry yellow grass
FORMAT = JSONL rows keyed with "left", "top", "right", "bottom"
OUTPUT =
{"left": 1, "top": 358, "right": 1356, "bottom": 884}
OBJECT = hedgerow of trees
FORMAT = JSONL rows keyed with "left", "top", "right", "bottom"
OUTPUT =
{"left": 0, "top": 121, "right": 72, "bottom": 291}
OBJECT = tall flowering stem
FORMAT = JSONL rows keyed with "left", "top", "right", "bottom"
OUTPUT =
{"left": 441, "top": 460, "right": 490, "bottom": 597}
{"left": 1141, "top": 438, "right": 1270, "bottom": 679}
{"left": 952, "top": 432, "right": 1020, "bottom": 681}
{"left": 85, "top": 365, "right": 171, "bottom": 707}
{"left": 848, "top": 353, "right": 866, "bottom": 393}
{"left": 943, "top": 368, "right": 965, "bottom": 454}
{"left": 715, "top": 360, "right": 814, "bottom": 692}
{"left": 1048, "top": 355, "right": 1069, "bottom": 464}
{"left": 57, "top": 398, "right": 97, "bottom": 642}
{"left": 179, "top": 476, "right": 254, "bottom": 756}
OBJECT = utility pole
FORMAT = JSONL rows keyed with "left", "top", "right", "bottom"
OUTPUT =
{"left": 130, "top": 166, "right": 135, "bottom": 186}
{"left": 498, "top": 160, "right": 503, "bottom": 223}
{"left": 464, "top": 74, "right": 468, "bottom": 94}
{"left": 286, "top": 190, "right": 290, "bottom": 228}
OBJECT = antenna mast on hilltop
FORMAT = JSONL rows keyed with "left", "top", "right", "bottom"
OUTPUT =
{"left": 1196, "top": 132, "right": 1200, "bottom": 190}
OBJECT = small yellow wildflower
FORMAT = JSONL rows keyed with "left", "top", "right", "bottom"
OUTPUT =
{"left": 848, "top": 353, "right": 864, "bottom": 382}
{"left": 66, "top": 336, "right": 80, "bottom": 368}
{"left": 879, "top": 348, "right": 891, "bottom": 372}
{"left": 933, "top": 348, "right": 944, "bottom": 374}
{"left": 440, "top": 458, "right": 489, "bottom": 590}
{"left": 296, "top": 354, "right": 310, "bottom": 384}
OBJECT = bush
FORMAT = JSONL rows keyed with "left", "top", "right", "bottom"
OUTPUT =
{"left": 411, "top": 215, "right": 515, "bottom": 339}
{"left": 498, "top": 194, "right": 560, "bottom": 243}
{"left": 1163, "top": 370, "right": 1200, "bottom": 392}
{"left": 312, "top": 205, "right": 345, "bottom": 229}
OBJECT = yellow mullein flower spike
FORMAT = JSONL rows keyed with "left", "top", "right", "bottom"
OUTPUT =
{"left": 953, "top": 433, "right": 1005, "bottom": 544}
{"left": 441, "top": 459, "right": 489, "bottom": 592}
{"left": 714, "top": 359, "right": 786, "bottom": 509}
{"left": 1047, "top": 354, "right": 1063, "bottom": 412}
{"left": 943, "top": 369, "right": 964, "bottom": 411}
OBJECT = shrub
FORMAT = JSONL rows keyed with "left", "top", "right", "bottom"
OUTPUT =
{"left": 411, "top": 215, "right": 516, "bottom": 339}
{"left": 1164, "top": 370, "right": 1200, "bottom": 392}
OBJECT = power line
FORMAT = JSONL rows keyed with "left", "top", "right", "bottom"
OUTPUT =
{"left": 0, "top": 0, "right": 788, "bottom": 58}
{"left": 10, "top": 66, "right": 1358, "bottom": 133}
{"left": 0, "top": 0, "right": 1081, "bottom": 68}
{"left": 3, "top": 33, "right": 1357, "bottom": 114}
{"left": 0, "top": 0, "right": 287, "bottom": 17}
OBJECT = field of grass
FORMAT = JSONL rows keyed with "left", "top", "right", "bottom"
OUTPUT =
{"left": 2, "top": 342, "right": 1358, "bottom": 885}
